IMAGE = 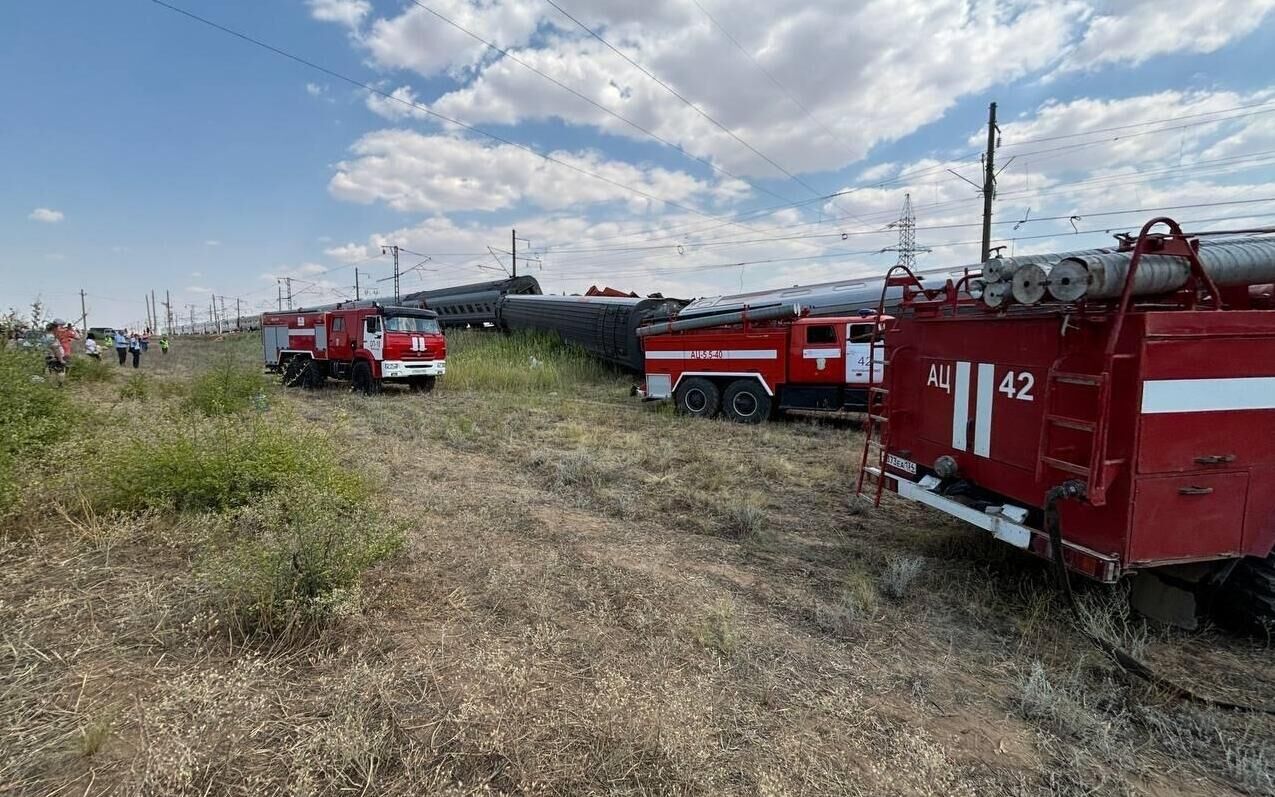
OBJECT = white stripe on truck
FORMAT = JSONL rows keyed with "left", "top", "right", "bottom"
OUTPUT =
{"left": 1142, "top": 377, "right": 1275, "bottom": 413}
{"left": 974, "top": 362, "right": 995, "bottom": 457}
{"left": 645, "top": 350, "right": 779, "bottom": 360}
{"left": 952, "top": 361, "right": 971, "bottom": 451}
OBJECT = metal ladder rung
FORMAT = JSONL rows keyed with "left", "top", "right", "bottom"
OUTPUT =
{"left": 1045, "top": 414, "right": 1096, "bottom": 433}
{"left": 1052, "top": 372, "right": 1103, "bottom": 386}
{"left": 1041, "top": 456, "right": 1091, "bottom": 477}
{"left": 867, "top": 414, "right": 889, "bottom": 424}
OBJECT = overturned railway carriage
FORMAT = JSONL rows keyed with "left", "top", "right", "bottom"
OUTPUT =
{"left": 497, "top": 294, "right": 686, "bottom": 371}
{"left": 402, "top": 276, "right": 541, "bottom": 327}
{"left": 861, "top": 220, "right": 1275, "bottom": 627}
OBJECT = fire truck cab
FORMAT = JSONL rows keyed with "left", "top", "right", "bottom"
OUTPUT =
{"left": 639, "top": 310, "right": 887, "bottom": 422}
{"left": 262, "top": 302, "right": 446, "bottom": 394}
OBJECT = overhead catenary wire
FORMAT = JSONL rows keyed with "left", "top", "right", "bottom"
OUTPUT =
{"left": 535, "top": 211, "right": 1275, "bottom": 281}
{"left": 146, "top": 0, "right": 788, "bottom": 236}
{"left": 689, "top": 0, "right": 850, "bottom": 159}
{"left": 543, "top": 0, "right": 827, "bottom": 199}
{"left": 406, "top": 0, "right": 805, "bottom": 206}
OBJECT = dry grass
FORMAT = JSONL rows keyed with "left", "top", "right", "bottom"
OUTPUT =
{"left": 2, "top": 333, "right": 1274, "bottom": 796}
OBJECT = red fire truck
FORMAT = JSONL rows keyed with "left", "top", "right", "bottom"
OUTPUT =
{"left": 261, "top": 301, "right": 446, "bottom": 394}
{"left": 637, "top": 304, "right": 887, "bottom": 422}
{"left": 860, "top": 219, "right": 1275, "bottom": 628}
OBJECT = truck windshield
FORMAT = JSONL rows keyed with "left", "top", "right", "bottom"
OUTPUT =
{"left": 384, "top": 316, "right": 441, "bottom": 334}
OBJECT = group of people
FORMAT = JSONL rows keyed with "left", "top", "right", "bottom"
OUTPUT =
{"left": 41, "top": 320, "right": 169, "bottom": 384}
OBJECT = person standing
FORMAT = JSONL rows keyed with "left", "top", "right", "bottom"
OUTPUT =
{"left": 159, "top": 335, "right": 170, "bottom": 355}
{"left": 53, "top": 319, "right": 78, "bottom": 362}
{"left": 43, "top": 323, "right": 67, "bottom": 386}
{"left": 84, "top": 333, "right": 101, "bottom": 360}
{"left": 128, "top": 332, "right": 142, "bottom": 368}
{"left": 113, "top": 330, "right": 128, "bottom": 366}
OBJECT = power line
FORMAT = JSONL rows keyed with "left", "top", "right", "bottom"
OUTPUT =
{"left": 1001, "top": 99, "right": 1275, "bottom": 149}
{"left": 146, "top": 0, "right": 765, "bottom": 229}
{"left": 405, "top": 0, "right": 803, "bottom": 206}
{"left": 526, "top": 197, "right": 1275, "bottom": 257}
{"left": 544, "top": 0, "right": 825, "bottom": 198}
{"left": 538, "top": 211, "right": 1275, "bottom": 281}
{"left": 689, "top": 0, "right": 848, "bottom": 159}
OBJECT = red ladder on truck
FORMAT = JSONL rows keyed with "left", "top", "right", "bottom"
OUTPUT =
{"left": 1034, "top": 217, "right": 1222, "bottom": 506}
{"left": 854, "top": 266, "right": 933, "bottom": 507}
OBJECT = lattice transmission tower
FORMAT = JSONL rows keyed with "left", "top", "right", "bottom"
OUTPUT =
{"left": 883, "top": 192, "right": 929, "bottom": 268}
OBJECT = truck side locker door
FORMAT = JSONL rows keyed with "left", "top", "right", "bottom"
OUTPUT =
{"left": 329, "top": 314, "right": 348, "bottom": 357}
{"left": 790, "top": 321, "right": 842, "bottom": 385}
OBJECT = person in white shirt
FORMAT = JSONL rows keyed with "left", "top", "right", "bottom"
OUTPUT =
{"left": 84, "top": 334, "right": 101, "bottom": 360}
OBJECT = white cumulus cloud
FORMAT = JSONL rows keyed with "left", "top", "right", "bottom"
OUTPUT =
{"left": 328, "top": 129, "right": 741, "bottom": 213}
{"left": 29, "top": 207, "right": 63, "bottom": 223}
{"left": 306, "top": 0, "right": 370, "bottom": 29}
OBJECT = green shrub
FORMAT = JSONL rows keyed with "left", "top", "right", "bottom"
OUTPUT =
{"left": 199, "top": 483, "right": 405, "bottom": 637}
{"left": 185, "top": 358, "right": 268, "bottom": 416}
{"left": 117, "top": 373, "right": 148, "bottom": 401}
{"left": 90, "top": 420, "right": 364, "bottom": 513}
{"left": 67, "top": 355, "right": 115, "bottom": 384}
{"left": 0, "top": 348, "right": 72, "bottom": 509}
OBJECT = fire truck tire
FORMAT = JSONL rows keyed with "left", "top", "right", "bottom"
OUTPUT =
{"left": 1215, "top": 553, "right": 1275, "bottom": 631}
{"left": 304, "top": 360, "right": 326, "bottom": 389}
{"left": 675, "top": 377, "right": 720, "bottom": 418}
{"left": 351, "top": 361, "right": 379, "bottom": 395}
{"left": 409, "top": 376, "right": 436, "bottom": 393}
{"left": 722, "top": 380, "right": 771, "bottom": 424}
{"left": 281, "top": 356, "right": 308, "bottom": 388}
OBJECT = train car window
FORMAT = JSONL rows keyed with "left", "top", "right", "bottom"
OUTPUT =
{"left": 806, "top": 325, "right": 836, "bottom": 344}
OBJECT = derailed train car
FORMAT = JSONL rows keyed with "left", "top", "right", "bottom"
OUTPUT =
{"left": 497, "top": 294, "right": 687, "bottom": 372}
{"left": 402, "top": 276, "right": 541, "bottom": 327}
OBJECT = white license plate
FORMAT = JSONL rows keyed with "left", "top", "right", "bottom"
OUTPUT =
{"left": 885, "top": 454, "right": 917, "bottom": 475}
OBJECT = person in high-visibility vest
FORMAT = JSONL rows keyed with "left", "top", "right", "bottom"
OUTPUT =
{"left": 159, "top": 336, "right": 170, "bottom": 354}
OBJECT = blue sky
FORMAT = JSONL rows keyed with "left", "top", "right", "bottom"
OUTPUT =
{"left": 4, "top": 0, "right": 1275, "bottom": 330}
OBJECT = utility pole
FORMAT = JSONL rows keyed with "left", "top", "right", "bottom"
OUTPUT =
{"left": 188, "top": 304, "right": 196, "bottom": 334}
{"left": 381, "top": 245, "right": 401, "bottom": 303}
{"left": 354, "top": 268, "right": 361, "bottom": 301}
{"left": 277, "top": 278, "right": 294, "bottom": 310}
{"left": 79, "top": 289, "right": 88, "bottom": 335}
{"left": 277, "top": 284, "right": 283, "bottom": 311}
{"left": 164, "top": 290, "right": 173, "bottom": 335}
{"left": 218, "top": 296, "right": 228, "bottom": 334}
{"left": 511, "top": 228, "right": 517, "bottom": 278}
{"left": 150, "top": 289, "right": 158, "bottom": 333}
{"left": 235, "top": 297, "right": 241, "bottom": 332}
{"left": 981, "top": 101, "right": 999, "bottom": 262}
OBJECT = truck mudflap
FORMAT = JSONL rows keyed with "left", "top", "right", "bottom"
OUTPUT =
{"left": 874, "top": 467, "right": 1121, "bottom": 583}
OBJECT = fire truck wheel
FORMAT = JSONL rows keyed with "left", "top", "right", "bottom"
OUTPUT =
{"left": 303, "top": 360, "right": 326, "bottom": 389}
{"left": 409, "top": 376, "right": 436, "bottom": 394}
{"left": 351, "top": 361, "right": 379, "bottom": 395}
{"left": 1214, "top": 552, "right": 1275, "bottom": 631}
{"left": 722, "top": 380, "right": 771, "bottom": 424}
{"left": 675, "top": 377, "right": 720, "bottom": 418}
{"left": 281, "top": 356, "right": 308, "bottom": 388}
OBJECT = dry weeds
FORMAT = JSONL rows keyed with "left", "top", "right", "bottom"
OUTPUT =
{"left": 3, "top": 333, "right": 1274, "bottom": 796}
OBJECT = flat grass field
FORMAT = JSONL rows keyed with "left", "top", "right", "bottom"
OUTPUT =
{"left": 3, "top": 331, "right": 1275, "bottom": 796}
